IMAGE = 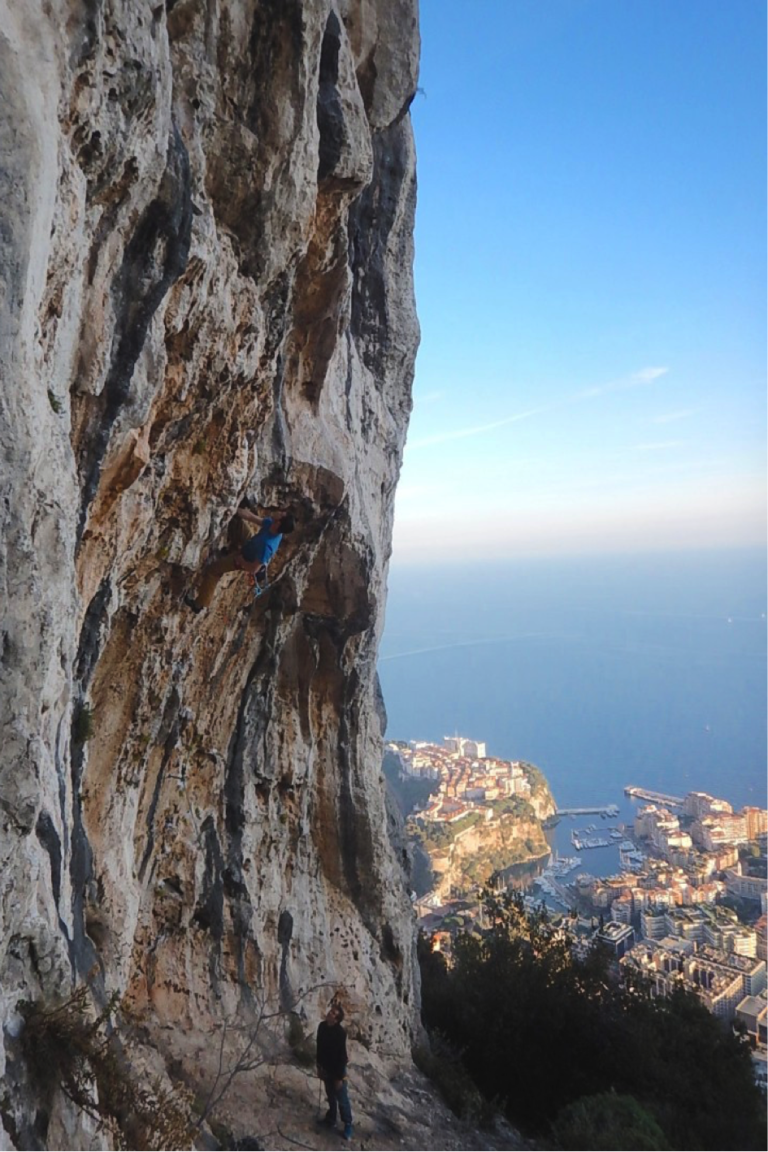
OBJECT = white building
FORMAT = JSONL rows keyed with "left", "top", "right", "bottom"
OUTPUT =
{"left": 443, "top": 735, "right": 486, "bottom": 759}
{"left": 724, "top": 866, "right": 767, "bottom": 904}
{"left": 623, "top": 946, "right": 765, "bottom": 1022}
{"left": 640, "top": 908, "right": 668, "bottom": 941}
{"left": 683, "top": 791, "right": 733, "bottom": 820}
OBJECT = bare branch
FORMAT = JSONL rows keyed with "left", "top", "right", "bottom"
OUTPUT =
{"left": 193, "top": 981, "right": 344, "bottom": 1130}
{"left": 276, "top": 1122, "right": 317, "bottom": 1149}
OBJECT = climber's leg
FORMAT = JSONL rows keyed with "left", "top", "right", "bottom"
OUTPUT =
{"left": 186, "top": 553, "right": 239, "bottom": 612}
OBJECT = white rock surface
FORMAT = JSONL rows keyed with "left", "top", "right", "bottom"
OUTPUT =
{"left": 0, "top": 1, "right": 420, "bottom": 1144}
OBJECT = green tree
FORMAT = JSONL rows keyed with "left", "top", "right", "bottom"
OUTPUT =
{"left": 551, "top": 1092, "right": 671, "bottom": 1150}
{"left": 417, "top": 891, "right": 766, "bottom": 1150}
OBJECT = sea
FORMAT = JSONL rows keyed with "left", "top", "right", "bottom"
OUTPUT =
{"left": 377, "top": 547, "right": 767, "bottom": 884}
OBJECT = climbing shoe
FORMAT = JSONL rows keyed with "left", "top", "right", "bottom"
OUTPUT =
{"left": 183, "top": 593, "right": 202, "bottom": 614}
{"left": 342, "top": 1123, "right": 353, "bottom": 1141}
{"left": 320, "top": 1111, "right": 336, "bottom": 1128}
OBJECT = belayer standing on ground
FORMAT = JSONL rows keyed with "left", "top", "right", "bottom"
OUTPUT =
{"left": 316, "top": 1002, "right": 353, "bottom": 1141}
{"left": 184, "top": 505, "right": 295, "bottom": 613}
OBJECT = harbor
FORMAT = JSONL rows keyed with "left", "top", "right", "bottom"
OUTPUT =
{"left": 624, "top": 785, "right": 684, "bottom": 807}
{"left": 556, "top": 804, "right": 620, "bottom": 818}
{"left": 531, "top": 853, "right": 582, "bottom": 909}
{"left": 571, "top": 822, "right": 624, "bottom": 850}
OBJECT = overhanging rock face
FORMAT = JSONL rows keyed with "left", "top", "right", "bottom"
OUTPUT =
{"left": 0, "top": 0, "right": 420, "bottom": 1140}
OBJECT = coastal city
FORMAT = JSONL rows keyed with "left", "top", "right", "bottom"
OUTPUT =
{"left": 392, "top": 735, "right": 538, "bottom": 817}
{"left": 387, "top": 736, "right": 768, "bottom": 1082}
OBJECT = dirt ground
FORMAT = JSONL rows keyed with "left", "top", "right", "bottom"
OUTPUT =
{"left": 185, "top": 1044, "right": 532, "bottom": 1152}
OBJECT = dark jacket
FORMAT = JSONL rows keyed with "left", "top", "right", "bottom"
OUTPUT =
{"left": 316, "top": 1020, "right": 348, "bottom": 1080}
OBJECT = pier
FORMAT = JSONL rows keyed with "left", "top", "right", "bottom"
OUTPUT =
{"left": 624, "top": 785, "right": 684, "bottom": 807}
{"left": 556, "top": 804, "right": 620, "bottom": 817}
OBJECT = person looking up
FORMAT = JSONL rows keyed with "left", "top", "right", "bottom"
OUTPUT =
{"left": 316, "top": 1002, "right": 353, "bottom": 1141}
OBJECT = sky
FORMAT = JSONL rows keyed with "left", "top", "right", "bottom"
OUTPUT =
{"left": 392, "top": 0, "right": 767, "bottom": 564}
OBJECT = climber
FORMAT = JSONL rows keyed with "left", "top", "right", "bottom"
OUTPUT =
{"left": 184, "top": 505, "right": 295, "bottom": 613}
{"left": 316, "top": 1002, "right": 353, "bottom": 1142}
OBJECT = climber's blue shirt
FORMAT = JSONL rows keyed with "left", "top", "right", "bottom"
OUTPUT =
{"left": 241, "top": 518, "right": 283, "bottom": 565}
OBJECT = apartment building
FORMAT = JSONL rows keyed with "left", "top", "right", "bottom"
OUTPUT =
{"left": 640, "top": 908, "right": 668, "bottom": 941}
{"left": 755, "top": 913, "right": 767, "bottom": 961}
{"left": 596, "top": 920, "right": 635, "bottom": 959}
{"left": 735, "top": 995, "right": 768, "bottom": 1047}
{"left": 724, "top": 866, "right": 767, "bottom": 904}
{"left": 623, "top": 945, "right": 766, "bottom": 1022}
{"left": 743, "top": 807, "right": 768, "bottom": 840}
{"left": 692, "top": 814, "right": 749, "bottom": 850}
{"left": 683, "top": 792, "right": 733, "bottom": 820}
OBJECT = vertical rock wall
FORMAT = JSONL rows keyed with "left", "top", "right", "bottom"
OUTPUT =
{"left": 0, "top": 0, "right": 420, "bottom": 1142}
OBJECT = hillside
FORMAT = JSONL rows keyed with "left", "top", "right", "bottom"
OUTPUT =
{"left": 385, "top": 750, "right": 557, "bottom": 900}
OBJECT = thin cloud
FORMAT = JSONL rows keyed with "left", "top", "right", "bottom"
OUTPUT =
{"left": 578, "top": 366, "right": 670, "bottom": 399}
{"left": 406, "top": 406, "right": 547, "bottom": 450}
{"left": 405, "top": 366, "right": 672, "bottom": 451}
{"left": 651, "top": 408, "right": 698, "bottom": 424}
{"left": 417, "top": 390, "right": 444, "bottom": 404}
{"left": 632, "top": 366, "right": 670, "bottom": 383}
{"left": 627, "top": 440, "right": 684, "bottom": 452}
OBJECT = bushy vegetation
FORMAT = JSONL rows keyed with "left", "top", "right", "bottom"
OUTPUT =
{"left": 551, "top": 1091, "right": 671, "bottom": 1151}
{"left": 421, "top": 812, "right": 483, "bottom": 852}
{"left": 20, "top": 986, "right": 194, "bottom": 1150}
{"left": 518, "top": 760, "right": 549, "bottom": 794}
{"left": 418, "top": 891, "right": 765, "bottom": 1151}
{"left": 413, "top": 1037, "right": 489, "bottom": 1123}
{"left": 487, "top": 795, "right": 536, "bottom": 819}
{"left": 72, "top": 702, "right": 95, "bottom": 745}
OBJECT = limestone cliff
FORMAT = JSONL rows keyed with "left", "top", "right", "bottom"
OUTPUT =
{"left": 0, "top": 0, "right": 420, "bottom": 1145}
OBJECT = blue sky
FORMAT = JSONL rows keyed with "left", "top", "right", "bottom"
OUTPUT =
{"left": 392, "top": 0, "right": 766, "bottom": 563}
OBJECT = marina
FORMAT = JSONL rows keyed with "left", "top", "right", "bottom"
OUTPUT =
{"left": 570, "top": 822, "right": 620, "bottom": 850}
{"left": 527, "top": 853, "right": 583, "bottom": 911}
{"left": 549, "top": 854, "right": 582, "bottom": 876}
{"left": 532, "top": 873, "right": 572, "bottom": 910}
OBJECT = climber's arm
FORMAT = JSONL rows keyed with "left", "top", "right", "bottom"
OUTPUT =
{"left": 236, "top": 507, "right": 265, "bottom": 527}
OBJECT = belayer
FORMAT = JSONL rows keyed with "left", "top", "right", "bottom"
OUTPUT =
{"left": 316, "top": 1002, "right": 353, "bottom": 1142}
{"left": 184, "top": 504, "right": 295, "bottom": 613}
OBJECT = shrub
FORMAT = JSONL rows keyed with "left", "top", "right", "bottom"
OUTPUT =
{"left": 551, "top": 1092, "right": 670, "bottom": 1151}
{"left": 19, "top": 986, "right": 194, "bottom": 1150}
{"left": 72, "top": 703, "right": 94, "bottom": 745}
{"left": 413, "top": 1036, "right": 488, "bottom": 1122}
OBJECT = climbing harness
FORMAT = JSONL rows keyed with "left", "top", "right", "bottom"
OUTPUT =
{"left": 248, "top": 563, "right": 270, "bottom": 598}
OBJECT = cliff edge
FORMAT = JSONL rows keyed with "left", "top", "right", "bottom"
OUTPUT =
{"left": 0, "top": 1, "right": 421, "bottom": 1145}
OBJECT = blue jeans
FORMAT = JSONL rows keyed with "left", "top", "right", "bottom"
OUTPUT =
{"left": 324, "top": 1076, "right": 352, "bottom": 1126}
